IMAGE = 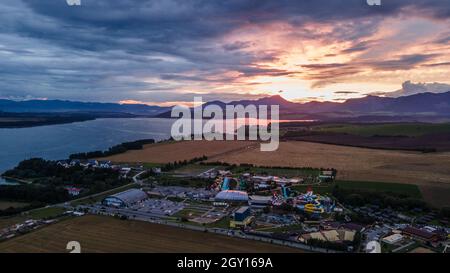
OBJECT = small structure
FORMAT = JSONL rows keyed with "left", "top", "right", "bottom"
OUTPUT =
{"left": 273, "top": 177, "right": 303, "bottom": 185}
{"left": 249, "top": 195, "right": 272, "bottom": 208}
{"left": 120, "top": 167, "right": 132, "bottom": 175}
{"left": 251, "top": 175, "right": 273, "bottom": 183}
{"left": 230, "top": 206, "right": 254, "bottom": 228}
{"left": 65, "top": 187, "right": 82, "bottom": 196}
{"left": 382, "top": 234, "right": 404, "bottom": 245}
{"left": 87, "top": 159, "right": 99, "bottom": 167}
{"left": 319, "top": 170, "right": 335, "bottom": 182}
{"left": 98, "top": 160, "right": 112, "bottom": 168}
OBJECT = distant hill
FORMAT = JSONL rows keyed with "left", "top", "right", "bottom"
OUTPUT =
{"left": 156, "top": 91, "right": 450, "bottom": 120}
{"left": 0, "top": 99, "right": 169, "bottom": 116}
{"left": 2, "top": 91, "right": 449, "bottom": 121}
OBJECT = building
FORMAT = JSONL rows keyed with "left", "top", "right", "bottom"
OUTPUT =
{"left": 272, "top": 177, "right": 302, "bottom": 185}
{"left": 120, "top": 167, "right": 132, "bottom": 175}
{"left": 251, "top": 176, "right": 273, "bottom": 183}
{"left": 102, "top": 189, "right": 147, "bottom": 208}
{"left": 382, "top": 234, "right": 404, "bottom": 245}
{"left": 65, "top": 187, "right": 82, "bottom": 196}
{"left": 98, "top": 160, "right": 112, "bottom": 168}
{"left": 319, "top": 170, "right": 335, "bottom": 182}
{"left": 342, "top": 223, "right": 365, "bottom": 233}
{"left": 215, "top": 190, "right": 248, "bottom": 204}
{"left": 234, "top": 206, "right": 250, "bottom": 221}
{"left": 249, "top": 195, "right": 272, "bottom": 208}
{"left": 300, "top": 229, "right": 356, "bottom": 244}
{"left": 230, "top": 206, "right": 254, "bottom": 228}
{"left": 402, "top": 226, "right": 439, "bottom": 243}
{"left": 57, "top": 160, "right": 71, "bottom": 168}
{"left": 87, "top": 159, "right": 98, "bottom": 167}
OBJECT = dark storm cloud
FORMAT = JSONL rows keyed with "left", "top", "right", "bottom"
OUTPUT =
{"left": 369, "top": 53, "right": 439, "bottom": 71}
{"left": 341, "top": 40, "right": 375, "bottom": 54}
{"left": 334, "top": 91, "right": 360, "bottom": 94}
{"left": 1, "top": 0, "right": 450, "bottom": 102}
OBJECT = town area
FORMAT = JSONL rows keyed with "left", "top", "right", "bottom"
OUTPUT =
{"left": 2, "top": 157, "right": 448, "bottom": 253}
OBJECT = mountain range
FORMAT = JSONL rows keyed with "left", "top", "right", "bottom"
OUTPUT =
{"left": 157, "top": 91, "right": 450, "bottom": 120}
{"left": 1, "top": 91, "right": 450, "bottom": 121}
{"left": 0, "top": 99, "right": 169, "bottom": 116}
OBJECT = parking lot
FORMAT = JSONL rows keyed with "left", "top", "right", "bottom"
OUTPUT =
{"left": 150, "top": 186, "right": 215, "bottom": 200}
{"left": 130, "top": 199, "right": 185, "bottom": 217}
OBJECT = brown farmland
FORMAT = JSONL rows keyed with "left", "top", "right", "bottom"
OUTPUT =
{"left": 99, "top": 140, "right": 258, "bottom": 164}
{"left": 0, "top": 215, "right": 304, "bottom": 253}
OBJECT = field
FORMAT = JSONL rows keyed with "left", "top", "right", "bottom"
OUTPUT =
{"left": 0, "top": 207, "right": 66, "bottom": 230}
{"left": 312, "top": 123, "right": 450, "bottom": 137}
{"left": 99, "top": 140, "right": 258, "bottom": 163}
{"left": 0, "top": 215, "right": 304, "bottom": 253}
{"left": 0, "top": 201, "right": 29, "bottom": 210}
{"left": 206, "top": 141, "right": 450, "bottom": 207}
{"left": 24, "top": 207, "right": 66, "bottom": 219}
{"left": 281, "top": 122, "right": 450, "bottom": 152}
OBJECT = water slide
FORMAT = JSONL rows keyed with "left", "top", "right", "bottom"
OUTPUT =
{"left": 222, "top": 177, "right": 230, "bottom": 190}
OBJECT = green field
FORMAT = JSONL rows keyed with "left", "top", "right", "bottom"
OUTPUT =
{"left": 24, "top": 206, "right": 66, "bottom": 219}
{"left": 207, "top": 216, "right": 230, "bottom": 228}
{"left": 70, "top": 183, "right": 139, "bottom": 206}
{"left": 143, "top": 162, "right": 164, "bottom": 169}
{"left": 173, "top": 209, "right": 204, "bottom": 218}
{"left": 292, "top": 180, "right": 422, "bottom": 199}
{"left": 0, "top": 201, "right": 29, "bottom": 210}
{"left": 313, "top": 123, "right": 450, "bottom": 137}
{"left": 170, "top": 164, "right": 217, "bottom": 176}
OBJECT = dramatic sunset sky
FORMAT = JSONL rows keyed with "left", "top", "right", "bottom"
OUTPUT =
{"left": 1, "top": 0, "right": 450, "bottom": 105}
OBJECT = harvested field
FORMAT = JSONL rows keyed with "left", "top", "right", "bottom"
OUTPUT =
{"left": 0, "top": 215, "right": 304, "bottom": 253}
{"left": 283, "top": 132, "right": 450, "bottom": 152}
{"left": 207, "top": 141, "right": 450, "bottom": 207}
{"left": 99, "top": 140, "right": 258, "bottom": 164}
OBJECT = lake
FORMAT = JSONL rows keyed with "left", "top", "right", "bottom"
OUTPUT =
{"left": 0, "top": 118, "right": 174, "bottom": 184}
{"left": 0, "top": 117, "right": 312, "bottom": 185}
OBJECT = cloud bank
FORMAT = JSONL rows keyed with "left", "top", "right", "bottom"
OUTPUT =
{"left": 0, "top": 0, "right": 449, "bottom": 103}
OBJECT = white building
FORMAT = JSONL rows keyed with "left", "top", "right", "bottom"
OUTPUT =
{"left": 382, "top": 234, "right": 404, "bottom": 245}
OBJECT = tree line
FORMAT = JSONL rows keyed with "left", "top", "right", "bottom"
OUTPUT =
{"left": 69, "top": 139, "right": 156, "bottom": 159}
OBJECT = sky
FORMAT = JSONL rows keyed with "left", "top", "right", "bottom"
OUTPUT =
{"left": 1, "top": 0, "right": 450, "bottom": 105}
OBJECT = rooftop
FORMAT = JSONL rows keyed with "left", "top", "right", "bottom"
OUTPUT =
{"left": 215, "top": 190, "right": 249, "bottom": 202}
